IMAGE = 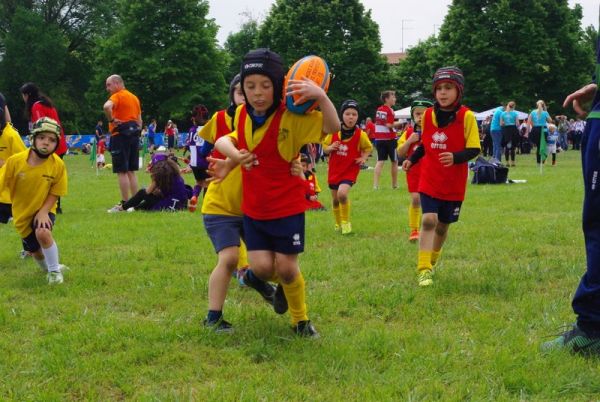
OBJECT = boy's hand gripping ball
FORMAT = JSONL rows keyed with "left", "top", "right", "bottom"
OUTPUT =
{"left": 284, "top": 55, "right": 331, "bottom": 114}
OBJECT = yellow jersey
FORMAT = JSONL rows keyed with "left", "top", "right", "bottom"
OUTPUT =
{"left": 0, "top": 123, "right": 26, "bottom": 204}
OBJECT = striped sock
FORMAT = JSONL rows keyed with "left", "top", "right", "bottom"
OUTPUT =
{"left": 281, "top": 272, "right": 308, "bottom": 325}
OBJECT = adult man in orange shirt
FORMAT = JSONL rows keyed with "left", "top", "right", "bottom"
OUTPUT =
{"left": 103, "top": 74, "right": 142, "bottom": 211}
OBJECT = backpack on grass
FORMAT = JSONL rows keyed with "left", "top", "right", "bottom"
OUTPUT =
{"left": 471, "top": 156, "right": 508, "bottom": 184}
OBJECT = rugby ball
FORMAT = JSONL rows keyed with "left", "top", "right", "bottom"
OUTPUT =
{"left": 284, "top": 55, "right": 331, "bottom": 114}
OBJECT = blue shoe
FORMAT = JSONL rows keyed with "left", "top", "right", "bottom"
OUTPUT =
{"left": 541, "top": 324, "right": 600, "bottom": 356}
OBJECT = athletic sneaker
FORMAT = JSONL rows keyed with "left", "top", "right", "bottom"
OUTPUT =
{"left": 541, "top": 324, "right": 600, "bottom": 356}
{"left": 409, "top": 230, "right": 419, "bottom": 242}
{"left": 203, "top": 318, "right": 234, "bottom": 333}
{"left": 188, "top": 196, "right": 198, "bottom": 213}
{"left": 47, "top": 271, "right": 64, "bottom": 285}
{"left": 418, "top": 270, "right": 433, "bottom": 287}
{"left": 273, "top": 284, "right": 288, "bottom": 315}
{"left": 19, "top": 250, "right": 31, "bottom": 259}
{"left": 341, "top": 222, "right": 352, "bottom": 235}
{"left": 107, "top": 203, "right": 123, "bottom": 213}
{"left": 293, "top": 320, "right": 320, "bottom": 338}
{"left": 242, "top": 271, "right": 276, "bottom": 305}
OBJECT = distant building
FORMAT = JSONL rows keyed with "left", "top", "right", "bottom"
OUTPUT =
{"left": 382, "top": 52, "right": 407, "bottom": 65}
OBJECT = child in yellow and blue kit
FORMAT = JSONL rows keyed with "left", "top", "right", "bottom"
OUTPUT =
{"left": 214, "top": 48, "right": 340, "bottom": 337}
{"left": 402, "top": 67, "right": 480, "bottom": 287}
{"left": 0, "top": 117, "right": 68, "bottom": 284}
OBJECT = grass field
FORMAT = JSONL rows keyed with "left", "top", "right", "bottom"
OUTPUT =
{"left": 1, "top": 148, "right": 599, "bottom": 401}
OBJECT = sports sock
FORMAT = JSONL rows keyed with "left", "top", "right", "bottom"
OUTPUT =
{"left": 41, "top": 242, "right": 60, "bottom": 272}
{"left": 193, "top": 185, "right": 201, "bottom": 198}
{"left": 408, "top": 204, "right": 421, "bottom": 231}
{"left": 206, "top": 310, "right": 223, "bottom": 323}
{"left": 417, "top": 250, "right": 433, "bottom": 272}
{"left": 282, "top": 272, "right": 308, "bottom": 325}
{"left": 244, "top": 269, "right": 274, "bottom": 296}
{"left": 340, "top": 201, "right": 350, "bottom": 223}
{"left": 332, "top": 204, "right": 341, "bottom": 226}
{"left": 35, "top": 257, "right": 48, "bottom": 271}
{"left": 431, "top": 249, "right": 442, "bottom": 267}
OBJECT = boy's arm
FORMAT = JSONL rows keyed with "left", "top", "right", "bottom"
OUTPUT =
{"left": 287, "top": 78, "right": 340, "bottom": 134}
{"left": 34, "top": 194, "right": 59, "bottom": 229}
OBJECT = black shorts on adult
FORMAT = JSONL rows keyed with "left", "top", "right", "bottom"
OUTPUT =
{"left": 191, "top": 166, "right": 210, "bottom": 181}
{"left": 419, "top": 192, "right": 462, "bottom": 224}
{"left": 167, "top": 135, "right": 175, "bottom": 149}
{"left": 243, "top": 213, "right": 305, "bottom": 254}
{"left": 375, "top": 139, "right": 398, "bottom": 162}
{"left": 0, "top": 202, "right": 11, "bottom": 224}
{"left": 110, "top": 134, "right": 140, "bottom": 173}
{"left": 22, "top": 213, "right": 56, "bottom": 253}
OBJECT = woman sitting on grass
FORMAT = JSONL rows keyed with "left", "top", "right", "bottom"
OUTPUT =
{"left": 109, "top": 154, "right": 190, "bottom": 212}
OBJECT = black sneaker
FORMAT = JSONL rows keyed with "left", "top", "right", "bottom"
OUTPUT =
{"left": 273, "top": 284, "right": 288, "bottom": 315}
{"left": 293, "top": 320, "right": 320, "bottom": 339}
{"left": 203, "top": 318, "right": 234, "bottom": 333}
{"left": 541, "top": 324, "right": 600, "bottom": 356}
{"left": 243, "top": 271, "right": 276, "bottom": 304}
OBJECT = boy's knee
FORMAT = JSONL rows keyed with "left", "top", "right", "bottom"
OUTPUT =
{"left": 338, "top": 193, "right": 348, "bottom": 203}
{"left": 435, "top": 222, "right": 450, "bottom": 236}
{"left": 421, "top": 215, "right": 437, "bottom": 231}
{"left": 35, "top": 228, "right": 52, "bottom": 243}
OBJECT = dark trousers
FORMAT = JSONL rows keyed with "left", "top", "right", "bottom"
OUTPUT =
{"left": 573, "top": 116, "right": 600, "bottom": 334}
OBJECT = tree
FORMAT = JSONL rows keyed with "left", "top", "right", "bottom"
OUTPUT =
{"left": 90, "top": 0, "right": 228, "bottom": 128}
{"left": 256, "top": 0, "right": 388, "bottom": 120}
{"left": 434, "top": 0, "right": 594, "bottom": 113}
{"left": 224, "top": 18, "right": 259, "bottom": 82}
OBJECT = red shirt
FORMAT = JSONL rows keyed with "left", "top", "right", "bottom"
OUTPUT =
{"left": 365, "top": 120, "right": 376, "bottom": 139}
{"left": 31, "top": 102, "right": 67, "bottom": 156}
{"left": 237, "top": 105, "right": 306, "bottom": 220}
{"left": 97, "top": 140, "right": 106, "bottom": 155}
{"left": 418, "top": 106, "right": 470, "bottom": 201}
{"left": 374, "top": 105, "right": 396, "bottom": 140}
{"left": 210, "top": 110, "right": 231, "bottom": 160}
{"left": 327, "top": 128, "right": 362, "bottom": 185}
{"left": 402, "top": 126, "right": 422, "bottom": 193}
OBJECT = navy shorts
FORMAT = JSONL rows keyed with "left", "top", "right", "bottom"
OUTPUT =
{"left": 0, "top": 202, "right": 11, "bottom": 224}
{"left": 243, "top": 213, "right": 305, "bottom": 254}
{"left": 22, "top": 213, "right": 56, "bottom": 252}
{"left": 110, "top": 134, "right": 140, "bottom": 173}
{"left": 328, "top": 180, "right": 354, "bottom": 190}
{"left": 191, "top": 166, "right": 210, "bottom": 181}
{"left": 203, "top": 214, "right": 243, "bottom": 253}
{"left": 375, "top": 139, "right": 398, "bottom": 162}
{"left": 419, "top": 192, "right": 462, "bottom": 224}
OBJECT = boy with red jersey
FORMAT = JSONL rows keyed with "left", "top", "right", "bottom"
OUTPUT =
{"left": 397, "top": 99, "right": 433, "bottom": 242}
{"left": 402, "top": 67, "right": 480, "bottom": 287}
{"left": 323, "top": 99, "right": 372, "bottom": 234}
{"left": 373, "top": 90, "right": 402, "bottom": 189}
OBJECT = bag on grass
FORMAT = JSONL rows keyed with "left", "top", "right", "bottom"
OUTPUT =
{"left": 471, "top": 156, "right": 508, "bottom": 184}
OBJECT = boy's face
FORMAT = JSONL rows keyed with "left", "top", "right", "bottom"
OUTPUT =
{"left": 232, "top": 84, "right": 245, "bottom": 106}
{"left": 435, "top": 82, "right": 458, "bottom": 109}
{"left": 342, "top": 108, "right": 358, "bottom": 128}
{"left": 385, "top": 93, "right": 396, "bottom": 106}
{"left": 412, "top": 107, "right": 426, "bottom": 125}
{"left": 301, "top": 161, "right": 309, "bottom": 172}
{"left": 243, "top": 74, "right": 274, "bottom": 115}
{"left": 34, "top": 132, "right": 58, "bottom": 155}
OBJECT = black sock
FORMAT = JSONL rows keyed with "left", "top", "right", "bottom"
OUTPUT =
{"left": 206, "top": 310, "right": 223, "bottom": 323}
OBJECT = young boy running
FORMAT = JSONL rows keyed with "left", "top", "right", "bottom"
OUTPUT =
{"left": 402, "top": 67, "right": 480, "bottom": 287}
{"left": 323, "top": 99, "right": 372, "bottom": 234}
{"left": 397, "top": 99, "right": 433, "bottom": 242}
{"left": 0, "top": 117, "right": 68, "bottom": 284}
{"left": 214, "top": 48, "right": 340, "bottom": 337}
{"left": 373, "top": 90, "right": 402, "bottom": 189}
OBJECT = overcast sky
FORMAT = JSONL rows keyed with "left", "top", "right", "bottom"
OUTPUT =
{"left": 207, "top": 0, "right": 599, "bottom": 53}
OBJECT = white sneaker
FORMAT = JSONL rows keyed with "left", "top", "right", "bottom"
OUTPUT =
{"left": 19, "top": 250, "right": 31, "bottom": 259}
{"left": 126, "top": 207, "right": 135, "bottom": 213}
{"left": 107, "top": 204, "right": 123, "bottom": 213}
{"left": 47, "top": 271, "right": 64, "bottom": 285}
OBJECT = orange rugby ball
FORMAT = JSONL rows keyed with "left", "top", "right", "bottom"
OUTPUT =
{"left": 284, "top": 55, "right": 331, "bottom": 114}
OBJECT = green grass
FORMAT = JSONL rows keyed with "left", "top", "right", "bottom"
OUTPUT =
{"left": 1, "top": 149, "right": 598, "bottom": 401}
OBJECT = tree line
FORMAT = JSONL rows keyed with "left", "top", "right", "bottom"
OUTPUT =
{"left": 0, "top": 0, "right": 595, "bottom": 136}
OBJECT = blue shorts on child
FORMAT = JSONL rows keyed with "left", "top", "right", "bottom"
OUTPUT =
{"left": 22, "top": 213, "right": 56, "bottom": 252}
{"left": 243, "top": 213, "right": 305, "bottom": 254}
{"left": 419, "top": 192, "right": 462, "bottom": 224}
{"left": 203, "top": 214, "right": 243, "bottom": 253}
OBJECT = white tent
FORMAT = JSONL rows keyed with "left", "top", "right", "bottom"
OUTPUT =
{"left": 394, "top": 106, "right": 411, "bottom": 120}
{"left": 475, "top": 107, "right": 528, "bottom": 121}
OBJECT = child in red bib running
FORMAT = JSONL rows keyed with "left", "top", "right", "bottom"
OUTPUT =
{"left": 323, "top": 99, "right": 372, "bottom": 234}
{"left": 300, "top": 153, "right": 325, "bottom": 211}
{"left": 402, "top": 67, "right": 480, "bottom": 287}
{"left": 397, "top": 99, "right": 433, "bottom": 242}
{"left": 214, "top": 48, "right": 340, "bottom": 337}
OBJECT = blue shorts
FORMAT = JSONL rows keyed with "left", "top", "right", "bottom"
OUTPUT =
{"left": 243, "top": 213, "right": 305, "bottom": 254}
{"left": 328, "top": 180, "right": 354, "bottom": 190}
{"left": 22, "top": 213, "right": 56, "bottom": 252}
{"left": 419, "top": 193, "right": 462, "bottom": 224}
{"left": 203, "top": 214, "right": 243, "bottom": 253}
{"left": 0, "top": 202, "right": 11, "bottom": 224}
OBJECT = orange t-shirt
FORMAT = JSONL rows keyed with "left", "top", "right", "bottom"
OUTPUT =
{"left": 108, "top": 89, "right": 141, "bottom": 134}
